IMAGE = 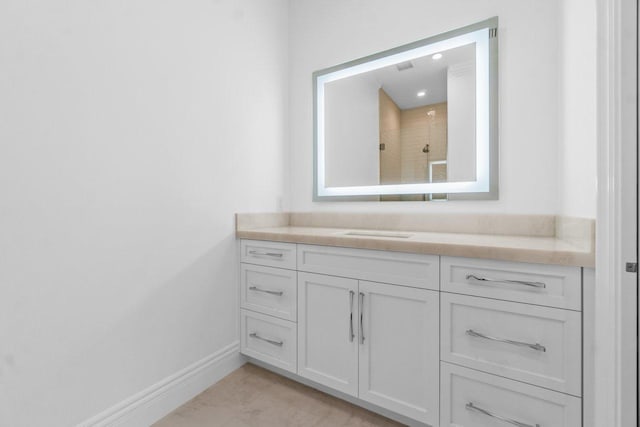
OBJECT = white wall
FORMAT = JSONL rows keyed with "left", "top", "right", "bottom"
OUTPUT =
{"left": 289, "top": 0, "right": 594, "bottom": 215}
{"left": 558, "top": 0, "right": 598, "bottom": 218}
{"left": 0, "top": 1, "right": 288, "bottom": 426}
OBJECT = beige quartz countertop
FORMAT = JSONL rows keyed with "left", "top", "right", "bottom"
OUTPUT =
{"left": 236, "top": 224, "right": 595, "bottom": 268}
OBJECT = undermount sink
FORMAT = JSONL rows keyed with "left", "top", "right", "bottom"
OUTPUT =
{"left": 342, "top": 230, "right": 414, "bottom": 239}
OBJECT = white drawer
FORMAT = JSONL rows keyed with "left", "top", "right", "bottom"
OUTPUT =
{"left": 441, "top": 363, "right": 581, "bottom": 427}
{"left": 297, "top": 244, "right": 439, "bottom": 290}
{"left": 240, "top": 264, "right": 297, "bottom": 321}
{"left": 441, "top": 256, "right": 581, "bottom": 310}
{"left": 240, "top": 309, "right": 297, "bottom": 373}
{"left": 241, "top": 240, "right": 296, "bottom": 270}
{"left": 441, "top": 293, "right": 581, "bottom": 396}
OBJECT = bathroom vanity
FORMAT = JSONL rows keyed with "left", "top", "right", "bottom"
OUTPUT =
{"left": 236, "top": 213, "right": 594, "bottom": 427}
{"left": 232, "top": 10, "right": 600, "bottom": 427}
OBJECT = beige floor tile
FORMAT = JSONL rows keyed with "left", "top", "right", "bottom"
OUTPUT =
{"left": 154, "top": 364, "right": 404, "bottom": 427}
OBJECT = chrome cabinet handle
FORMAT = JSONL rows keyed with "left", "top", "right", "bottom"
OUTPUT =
{"left": 249, "top": 332, "right": 283, "bottom": 347}
{"left": 349, "top": 290, "right": 355, "bottom": 342}
{"left": 466, "top": 274, "right": 546, "bottom": 289}
{"left": 466, "top": 329, "right": 546, "bottom": 352}
{"left": 248, "top": 250, "right": 284, "bottom": 258}
{"left": 359, "top": 292, "right": 365, "bottom": 344}
{"left": 249, "top": 286, "right": 284, "bottom": 296}
{"left": 466, "top": 402, "right": 540, "bottom": 427}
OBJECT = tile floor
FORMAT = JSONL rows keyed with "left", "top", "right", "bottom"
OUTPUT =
{"left": 153, "top": 363, "right": 404, "bottom": 427}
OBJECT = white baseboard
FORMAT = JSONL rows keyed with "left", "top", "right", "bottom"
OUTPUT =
{"left": 78, "top": 341, "right": 244, "bottom": 427}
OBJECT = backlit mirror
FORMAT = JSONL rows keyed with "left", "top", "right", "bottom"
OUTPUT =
{"left": 314, "top": 18, "right": 498, "bottom": 201}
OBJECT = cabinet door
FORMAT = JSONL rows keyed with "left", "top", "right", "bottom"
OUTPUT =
{"left": 297, "top": 272, "right": 359, "bottom": 396}
{"left": 358, "top": 281, "right": 439, "bottom": 426}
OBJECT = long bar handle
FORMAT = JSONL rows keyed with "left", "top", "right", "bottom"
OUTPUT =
{"left": 349, "top": 290, "right": 355, "bottom": 342}
{"left": 248, "top": 250, "right": 284, "bottom": 258}
{"left": 466, "top": 402, "right": 541, "bottom": 427}
{"left": 249, "top": 332, "right": 283, "bottom": 347}
{"left": 466, "top": 329, "right": 546, "bottom": 352}
{"left": 359, "top": 292, "right": 365, "bottom": 344}
{"left": 249, "top": 286, "right": 284, "bottom": 296}
{"left": 466, "top": 274, "right": 546, "bottom": 289}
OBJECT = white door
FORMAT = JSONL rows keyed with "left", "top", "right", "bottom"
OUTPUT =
{"left": 297, "top": 272, "right": 359, "bottom": 396}
{"left": 358, "top": 281, "right": 439, "bottom": 425}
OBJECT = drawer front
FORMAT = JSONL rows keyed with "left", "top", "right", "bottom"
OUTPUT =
{"left": 441, "top": 256, "right": 581, "bottom": 310}
{"left": 297, "top": 244, "right": 439, "bottom": 290}
{"left": 441, "top": 293, "right": 581, "bottom": 396}
{"left": 241, "top": 240, "right": 296, "bottom": 270}
{"left": 441, "top": 363, "right": 581, "bottom": 427}
{"left": 240, "top": 264, "right": 297, "bottom": 321}
{"left": 240, "top": 309, "right": 297, "bottom": 373}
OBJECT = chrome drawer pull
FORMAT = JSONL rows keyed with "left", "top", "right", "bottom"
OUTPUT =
{"left": 359, "top": 292, "right": 365, "bottom": 344}
{"left": 349, "top": 290, "right": 355, "bottom": 342}
{"left": 466, "top": 402, "right": 541, "bottom": 427}
{"left": 249, "top": 332, "right": 283, "bottom": 347}
{"left": 249, "top": 286, "right": 284, "bottom": 296}
{"left": 466, "top": 329, "right": 546, "bottom": 352}
{"left": 248, "top": 250, "right": 284, "bottom": 258}
{"left": 466, "top": 274, "right": 546, "bottom": 289}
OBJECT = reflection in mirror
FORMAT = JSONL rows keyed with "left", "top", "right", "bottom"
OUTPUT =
{"left": 315, "top": 18, "right": 497, "bottom": 200}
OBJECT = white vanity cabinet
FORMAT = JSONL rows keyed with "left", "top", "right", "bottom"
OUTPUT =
{"left": 297, "top": 258, "right": 440, "bottom": 426}
{"left": 238, "top": 239, "right": 586, "bottom": 427}
{"left": 440, "top": 256, "right": 584, "bottom": 427}
{"left": 240, "top": 240, "right": 298, "bottom": 374}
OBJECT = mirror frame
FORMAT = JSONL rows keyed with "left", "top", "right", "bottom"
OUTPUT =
{"left": 313, "top": 17, "right": 499, "bottom": 201}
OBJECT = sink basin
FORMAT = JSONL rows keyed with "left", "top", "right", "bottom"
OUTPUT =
{"left": 342, "top": 230, "right": 413, "bottom": 239}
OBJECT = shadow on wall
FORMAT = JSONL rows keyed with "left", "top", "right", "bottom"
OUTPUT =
{"left": 1, "top": 234, "right": 239, "bottom": 427}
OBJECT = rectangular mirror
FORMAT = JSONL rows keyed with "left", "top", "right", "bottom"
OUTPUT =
{"left": 313, "top": 18, "right": 498, "bottom": 201}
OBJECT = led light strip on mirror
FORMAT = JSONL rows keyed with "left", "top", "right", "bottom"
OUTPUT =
{"left": 313, "top": 17, "right": 498, "bottom": 200}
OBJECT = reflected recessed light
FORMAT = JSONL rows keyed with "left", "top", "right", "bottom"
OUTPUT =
{"left": 417, "top": 90, "right": 427, "bottom": 97}
{"left": 432, "top": 53, "right": 443, "bottom": 60}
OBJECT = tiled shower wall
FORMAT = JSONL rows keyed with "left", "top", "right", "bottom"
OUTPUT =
{"left": 379, "top": 89, "right": 402, "bottom": 185}
{"left": 399, "top": 102, "right": 448, "bottom": 184}
{"left": 379, "top": 91, "right": 448, "bottom": 186}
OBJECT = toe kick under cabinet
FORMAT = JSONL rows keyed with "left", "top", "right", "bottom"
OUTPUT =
{"left": 239, "top": 239, "right": 587, "bottom": 427}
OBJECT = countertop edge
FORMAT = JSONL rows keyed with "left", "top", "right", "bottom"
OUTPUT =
{"left": 236, "top": 229, "right": 595, "bottom": 268}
